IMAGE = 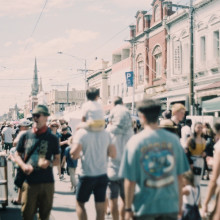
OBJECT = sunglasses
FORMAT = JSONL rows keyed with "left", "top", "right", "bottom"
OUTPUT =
{"left": 51, "top": 125, "right": 58, "bottom": 128}
{"left": 32, "top": 114, "right": 41, "bottom": 118}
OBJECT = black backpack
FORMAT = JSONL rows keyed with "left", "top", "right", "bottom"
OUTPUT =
{"left": 181, "top": 186, "right": 201, "bottom": 220}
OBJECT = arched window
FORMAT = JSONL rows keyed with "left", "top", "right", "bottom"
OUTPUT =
{"left": 137, "top": 17, "right": 143, "bottom": 33}
{"left": 154, "top": 5, "right": 161, "bottom": 22}
{"left": 153, "top": 46, "right": 162, "bottom": 78}
{"left": 137, "top": 54, "right": 144, "bottom": 85}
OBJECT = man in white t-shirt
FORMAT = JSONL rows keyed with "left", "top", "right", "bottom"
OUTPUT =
{"left": 2, "top": 122, "right": 15, "bottom": 153}
{"left": 181, "top": 119, "right": 192, "bottom": 148}
{"left": 81, "top": 87, "right": 105, "bottom": 131}
{"left": 70, "top": 128, "right": 116, "bottom": 220}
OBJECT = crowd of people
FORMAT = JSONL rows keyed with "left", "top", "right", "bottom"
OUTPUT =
{"left": 0, "top": 87, "right": 220, "bottom": 220}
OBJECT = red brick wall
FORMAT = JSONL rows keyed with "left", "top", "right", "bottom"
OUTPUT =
{"left": 146, "top": 29, "right": 167, "bottom": 87}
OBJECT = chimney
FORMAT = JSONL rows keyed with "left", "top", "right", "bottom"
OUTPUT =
{"left": 163, "top": 1, "right": 173, "bottom": 17}
{"left": 129, "top": 25, "right": 136, "bottom": 39}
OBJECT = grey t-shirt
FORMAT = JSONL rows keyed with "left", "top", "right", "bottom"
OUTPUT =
{"left": 73, "top": 128, "right": 112, "bottom": 177}
{"left": 107, "top": 104, "right": 133, "bottom": 180}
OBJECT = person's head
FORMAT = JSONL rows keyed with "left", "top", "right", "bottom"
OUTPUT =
{"left": 86, "top": 87, "right": 99, "bottom": 101}
{"left": 113, "top": 96, "right": 123, "bottom": 106}
{"left": 32, "top": 105, "right": 50, "bottom": 129}
{"left": 182, "top": 171, "right": 194, "bottom": 187}
{"left": 214, "top": 123, "right": 220, "bottom": 138}
{"left": 162, "top": 110, "right": 172, "bottom": 119}
{"left": 194, "top": 122, "right": 203, "bottom": 137}
{"left": 172, "top": 103, "right": 186, "bottom": 122}
{"left": 19, "top": 119, "right": 32, "bottom": 131}
{"left": 185, "top": 119, "right": 192, "bottom": 127}
{"left": 159, "top": 119, "right": 178, "bottom": 134}
{"left": 61, "top": 125, "right": 68, "bottom": 134}
{"left": 204, "top": 123, "right": 211, "bottom": 129}
{"left": 137, "top": 99, "right": 161, "bottom": 126}
{"left": 49, "top": 121, "right": 59, "bottom": 133}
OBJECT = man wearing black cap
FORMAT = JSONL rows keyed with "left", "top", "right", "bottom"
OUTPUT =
{"left": 15, "top": 105, "right": 60, "bottom": 220}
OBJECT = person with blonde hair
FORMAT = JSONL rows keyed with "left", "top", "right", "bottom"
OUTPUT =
{"left": 171, "top": 103, "right": 186, "bottom": 138}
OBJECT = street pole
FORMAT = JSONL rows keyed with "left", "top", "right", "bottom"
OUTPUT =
{"left": 67, "top": 83, "right": 69, "bottom": 106}
{"left": 189, "top": 0, "right": 194, "bottom": 115}
{"left": 132, "top": 40, "right": 136, "bottom": 115}
{"left": 84, "top": 59, "right": 87, "bottom": 101}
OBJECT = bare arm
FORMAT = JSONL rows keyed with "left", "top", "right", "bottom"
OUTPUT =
{"left": 124, "top": 178, "right": 136, "bottom": 220}
{"left": 70, "top": 143, "right": 82, "bottom": 160}
{"left": 52, "top": 154, "right": 60, "bottom": 166}
{"left": 204, "top": 149, "right": 220, "bottom": 211}
{"left": 60, "top": 140, "right": 68, "bottom": 146}
{"left": 107, "top": 144, "right": 116, "bottom": 159}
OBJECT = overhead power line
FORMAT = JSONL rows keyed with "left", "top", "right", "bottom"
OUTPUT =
{"left": 24, "top": 0, "right": 48, "bottom": 50}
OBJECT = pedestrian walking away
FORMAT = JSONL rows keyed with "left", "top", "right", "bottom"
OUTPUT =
{"left": 15, "top": 105, "right": 60, "bottom": 220}
{"left": 106, "top": 96, "right": 133, "bottom": 220}
{"left": 119, "top": 99, "right": 189, "bottom": 220}
{"left": 70, "top": 88, "right": 116, "bottom": 220}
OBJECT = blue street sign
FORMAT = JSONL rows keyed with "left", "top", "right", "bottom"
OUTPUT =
{"left": 125, "top": 71, "right": 134, "bottom": 87}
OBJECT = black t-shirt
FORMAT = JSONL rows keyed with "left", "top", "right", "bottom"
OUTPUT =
{"left": 60, "top": 132, "right": 72, "bottom": 151}
{"left": 16, "top": 129, "right": 60, "bottom": 184}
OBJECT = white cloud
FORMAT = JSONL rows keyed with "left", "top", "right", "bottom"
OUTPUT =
{"left": 4, "top": 41, "right": 12, "bottom": 47}
{"left": 0, "top": 0, "right": 75, "bottom": 17}
{"left": 86, "top": 5, "right": 112, "bottom": 14}
{"left": 111, "top": 0, "right": 150, "bottom": 9}
{"left": 18, "top": 28, "right": 99, "bottom": 57}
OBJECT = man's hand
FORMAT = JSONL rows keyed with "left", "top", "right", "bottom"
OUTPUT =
{"left": 125, "top": 211, "right": 133, "bottom": 220}
{"left": 22, "top": 164, "right": 34, "bottom": 175}
{"left": 38, "top": 157, "right": 50, "bottom": 169}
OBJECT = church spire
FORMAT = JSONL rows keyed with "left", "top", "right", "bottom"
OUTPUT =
{"left": 31, "top": 57, "right": 39, "bottom": 96}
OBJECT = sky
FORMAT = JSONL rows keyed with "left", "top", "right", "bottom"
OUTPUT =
{"left": 0, "top": 0, "right": 189, "bottom": 115}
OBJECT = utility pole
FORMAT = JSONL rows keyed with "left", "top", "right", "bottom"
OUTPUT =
{"left": 77, "top": 60, "right": 93, "bottom": 101}
{"left": 131, "top": 40, "right": 136, "bottom": 115}
{"left": 189, "top": 0, "right": 195, "bottom": 115}
{"left": 67, "top": 83, "right": 69, "bottom": 106}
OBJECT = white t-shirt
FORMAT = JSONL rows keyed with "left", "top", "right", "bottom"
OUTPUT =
{"left": 2, "top": 127, "right": 15, "bottom": 143}
{"left": 181, "top": 125, "right": 192, "bottom": 148}
{"left": 183, "top": 185, "right": 200, "bottom": 206}
{"left": 81, "top": 100, "right": 104, "bottom": 121}
{"left": 73, "top": 128, "right": 112, "bottom": 177}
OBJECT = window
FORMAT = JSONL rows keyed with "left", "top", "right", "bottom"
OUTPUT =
{"left": 138, "top": 61, "right": 144, "bottom": 84}
{"left": 154, "top": 5, "right": 161, "bottom": 22}
{"left": 200, "top": 36, "right": 206, "bottom": 62}
{"left": 137, "top": 17, "right": 143, "bottom": 33}
{"left": 153, "top": 46, "right": 162, "bottom": 78}
{"left": 117, "top": 84, "right": 119, "bottom": 95}
{"left": 182, "top": 43, "right": 189, "bottom": 74}
{"left": 173, "top": 40, "right": 182, "bottom": 75}
{"left": 121, "top": 83, "right": 124, "bottom": 97}
{"left": 214, "top": 31, "right": 220, "bottom": 58}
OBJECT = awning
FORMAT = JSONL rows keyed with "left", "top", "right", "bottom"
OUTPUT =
{"left": 202, "top": 97, "right": 220, "bottom": 113}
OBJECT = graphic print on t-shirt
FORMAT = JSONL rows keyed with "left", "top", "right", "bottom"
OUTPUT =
{"left": 140, "top": 142, "right": 175, "bottom": 188}
{"left": 25, "top": 138, "right": 49, "bottom": 169}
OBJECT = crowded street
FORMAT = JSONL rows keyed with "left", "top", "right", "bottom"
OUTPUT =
{"left": 1, "top": 0, "right": 220, "bottom": 220}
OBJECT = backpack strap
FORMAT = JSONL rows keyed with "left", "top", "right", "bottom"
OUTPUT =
{"left": 191, "top": 185, "right": 200, "bottom": 205}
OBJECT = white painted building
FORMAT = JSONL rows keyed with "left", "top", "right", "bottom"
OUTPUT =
{"left": 157, "top": 0, "right": 220, "bottom": 115}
